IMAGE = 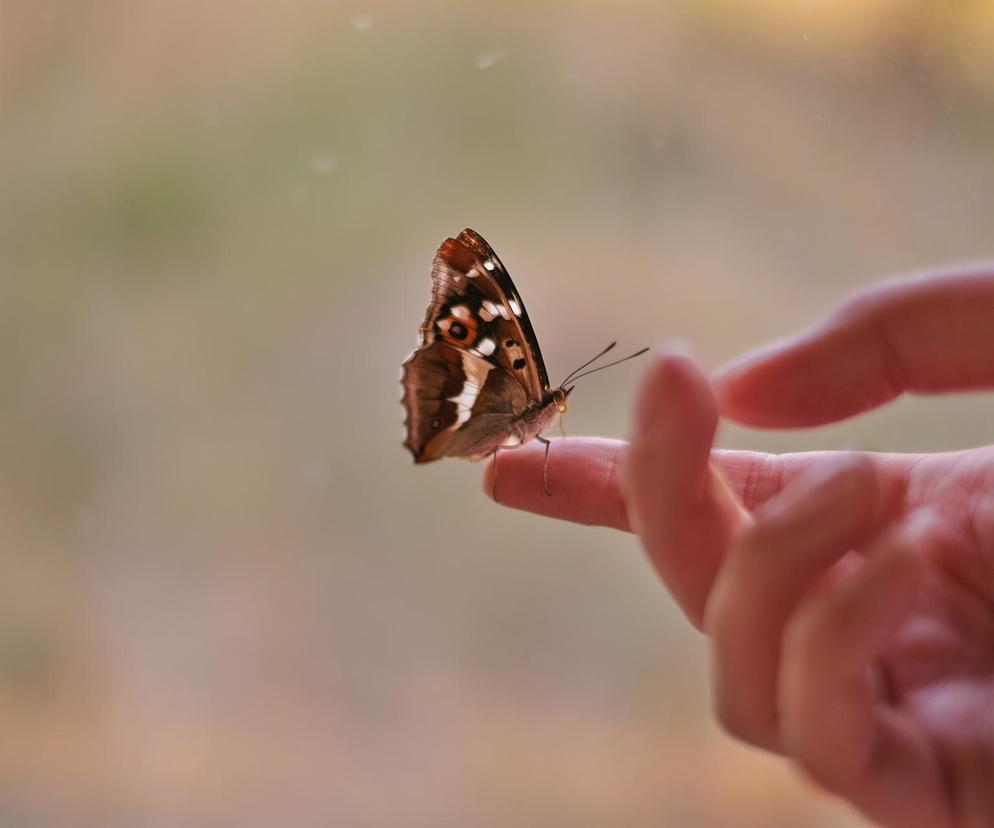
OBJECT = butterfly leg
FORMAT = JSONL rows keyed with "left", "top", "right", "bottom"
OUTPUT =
{"left": 536, "top": 435, "right": 552, "bottom": 496}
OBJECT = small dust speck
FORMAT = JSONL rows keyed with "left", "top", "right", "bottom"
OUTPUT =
{"left": 474, "top": 48, "right": 509, "bottom": 70}
{"left": 352, "top": 13, "right": 373, "bottom": 31}
{"left": 305, "top": 151, "right": 338, "bottom": 175}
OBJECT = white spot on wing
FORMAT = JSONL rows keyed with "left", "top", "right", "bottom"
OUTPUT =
{"left": 466, "top": 268, "right": 478, "bottom": 278}
{"left": 448, "top": 353, "right": 493, "bottom": 429}
{"left": 450, "top": 305, "right": 470, "bottom": 320}
{"left": 508, "top": 297, "right": 522, "bottom": 316}
{"left": 483, "top": 260, "right": 496, "bottom": 271}
{"left": 451, "top": 386, "right": 478, "bottom": 427}
{"left": 480, "top": 300, "right": 503, "bottom": 321}
{"left": 476, "top": 337, "right": 496, "bottom": 356}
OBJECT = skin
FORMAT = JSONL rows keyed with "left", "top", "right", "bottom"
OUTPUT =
{"left": 484, "top": 266, "right": 994, "bottom": 828}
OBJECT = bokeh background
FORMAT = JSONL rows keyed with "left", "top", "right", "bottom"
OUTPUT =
{"left": 3, "top": 1, "right": 994, "bottom": 825}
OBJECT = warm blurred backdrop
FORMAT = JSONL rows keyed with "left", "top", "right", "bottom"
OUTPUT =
{"left": 3, "top": 1, "right": 994, "bottom": 825}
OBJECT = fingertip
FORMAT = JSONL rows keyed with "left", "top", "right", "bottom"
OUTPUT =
{"left": 781, "top": 533, "right": 943, "bottom": 822}
{"left": 782, "top": 517, "right": 929, "bottom": 714}
{"left": 482, "top": 438, "right": 631, "bottom": 531}
{"left": 712, "top": 337, "right": 811, "bottom": 427}
{"left": 633, "top": 343, "right": 717, "bottom": 438}
{"left": 711, "top": 338, "right": 780, "bottom": 389}
{"left": 787, "top": 533, "right": 920, "bottom": 675}
{"left": 626, "top": 344, "right": 721, "bottom": 516}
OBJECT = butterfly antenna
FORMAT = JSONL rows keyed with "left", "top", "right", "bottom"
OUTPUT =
{"left": 560, "top": 341, "right": 617, "bottom": 387}
{"left": 563, "top": 346, "right": 650, "bottom": 387}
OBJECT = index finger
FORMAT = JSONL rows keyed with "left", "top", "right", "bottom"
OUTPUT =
{"left": 483, "top": 436, "right": 872, "bottom": 529}
{"left": 714, "top": 266, "right": 994, "bottom": 427}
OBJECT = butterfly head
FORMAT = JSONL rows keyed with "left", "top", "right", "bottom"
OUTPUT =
{"left": 552, "top": 386, "right": 571, "bottom": 414}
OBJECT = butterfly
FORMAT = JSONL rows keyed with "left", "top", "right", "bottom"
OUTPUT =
{"left": 400, "top": 229, "right": 646, "bottom": 495}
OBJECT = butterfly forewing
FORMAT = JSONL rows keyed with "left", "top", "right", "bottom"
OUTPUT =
{"left": 401, "top": 229, "right": 552, "bottom": 463}
{"left": 453, "top": 229, "right": 551, "bottom": 394}
{"left": 419, "top": 233, "right": 549, "bottom": 398}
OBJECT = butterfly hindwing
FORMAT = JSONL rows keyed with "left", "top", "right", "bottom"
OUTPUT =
{"left": 401, "top": 340, "right": 527, "bottom": 462}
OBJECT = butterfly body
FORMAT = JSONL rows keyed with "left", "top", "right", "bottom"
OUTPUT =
{"left": 401, "top": 229, "right": 569, "bottom": 466}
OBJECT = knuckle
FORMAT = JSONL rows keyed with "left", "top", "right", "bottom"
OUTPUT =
{"left": 830, "top": 280, "right": 899, "bottom": 327}
{"left": 832, "top": 290, "right": 876, "bottom": 324}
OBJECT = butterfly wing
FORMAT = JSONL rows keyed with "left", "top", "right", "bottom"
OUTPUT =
{"left": 402, "top": 229, "right": 552, "bottom": 463}
{"left": 451, "top": 228, "right": 551, "bottom": 394}
{"left": 401, "top": 341, "right": 528, "bottom": 462}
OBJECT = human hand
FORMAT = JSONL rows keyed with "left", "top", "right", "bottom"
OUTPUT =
{"left": 485, "top": 267, "right": 994, "bottom": 828}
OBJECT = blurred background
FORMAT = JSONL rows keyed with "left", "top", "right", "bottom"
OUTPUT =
{"left": 3, "top": 1, "right": 994, "bottom": 825}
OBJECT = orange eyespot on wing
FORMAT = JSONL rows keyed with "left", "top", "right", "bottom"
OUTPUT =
{"left": 437, "top": 305, "right": 479, "bottom": 347}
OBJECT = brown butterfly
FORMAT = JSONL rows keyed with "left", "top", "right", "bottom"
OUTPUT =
{"left": 401, "top": 229, "right": 646, "bottom": 494}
